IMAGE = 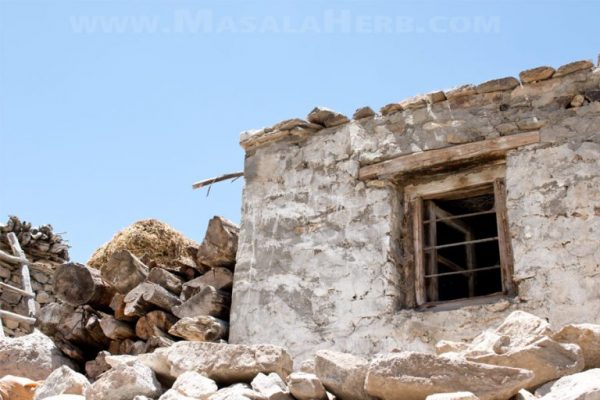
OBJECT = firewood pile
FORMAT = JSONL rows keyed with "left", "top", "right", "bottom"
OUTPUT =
{"left": 36, "top": 217, "right": 238, "bottom": 367}
{"left": 0, "top": 216, "right": 70, "bottom": 264}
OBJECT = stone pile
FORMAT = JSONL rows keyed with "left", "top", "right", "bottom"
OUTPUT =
{"left": 0, "top": 216, "right": 70, "bottom": 264}
{"left": 0, "top": 310, "right": 599, "bottom": 400}
{"left": 35, "top": 216, "right": 238, "bottom": 366}
{"left": 0, "top": 216, "right": 64, "bottom": 337}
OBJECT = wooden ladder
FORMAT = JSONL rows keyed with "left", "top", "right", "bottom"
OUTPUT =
{"left": 0, "top": 232, "right": 37, "bottom": 336}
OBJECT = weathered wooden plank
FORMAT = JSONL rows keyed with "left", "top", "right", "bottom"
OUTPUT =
{"left": 494, "top": 179, "right": 516, "bottom": 296}
{"left": 0, "top": 309, "right": 36, "bottom": 324}
{"left": 7, "top": 233, "right": 36, "bottom": 318}
{"left": 359, "top": 131, "right": 539, "bottom": 180}
{"left": 0, "top": 282, "right": 35, "bottom": 297}
{"left": 413, "top": 198, "right": 426, "bottom": 306}
{"left": 426, "top": 202, "right": 438, "bottom": 302}
{"left": 405, "top": 164, "right": 505, "bottom": 201}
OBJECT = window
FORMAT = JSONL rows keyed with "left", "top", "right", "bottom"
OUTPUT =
{"left": 405, "top": 164, "right": 515, "bottom": 308}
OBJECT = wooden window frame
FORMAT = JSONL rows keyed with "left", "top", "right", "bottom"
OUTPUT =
{"left": 405, "top": 163, "right": 516, "bottom": 309}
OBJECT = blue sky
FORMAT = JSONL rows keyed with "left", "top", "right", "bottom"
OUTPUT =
{"left": 0, "top": 0, "right": 598, "bottom": 263}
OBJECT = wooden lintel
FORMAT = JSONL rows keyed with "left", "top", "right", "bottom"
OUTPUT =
{"left": 359, "top": 131, "right": 540, "bottom": 180}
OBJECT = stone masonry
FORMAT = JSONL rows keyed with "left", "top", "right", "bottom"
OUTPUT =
{"left": 229, "top": 56, "right": 600, "bottom": 364}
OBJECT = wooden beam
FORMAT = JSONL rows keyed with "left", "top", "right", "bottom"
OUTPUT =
{"left": 0, "top": 249, "right": 27, "bottom": 265}
{"left": 494, "top": 179, "right": 516, "bottom": 296}
{"left": 0, "top": 282, "right": 34, "bottom": 298}
{"left": 0, "top": 309, "right": 36, "bottom": 325}
{"left": 405, "top": 164, "right": 505, "bottom": 201}
{"left": 412, "top": 198, "right": 426, "bottom": 306}
{"left": 192, "top": 172, "right": 243, "bottom": 190}
{"left": 359, "top": 131, "right": 539, "bottom": 180}
{"left": 427, "top": 202, "right": 438, "bottom": 302}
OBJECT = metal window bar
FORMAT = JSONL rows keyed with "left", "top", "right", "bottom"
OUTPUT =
{"left": 423, "top": 208, "right": 496, "bottom": 225}
{"left": 425, "top": 265, "right": 500, "bottom": 278}
{"left": 424, "top": 236, "right": 498, "bottom": 251}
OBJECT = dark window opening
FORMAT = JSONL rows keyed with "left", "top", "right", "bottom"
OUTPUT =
{"left": 422, "top": 189, "right": 504, "bottom": 303}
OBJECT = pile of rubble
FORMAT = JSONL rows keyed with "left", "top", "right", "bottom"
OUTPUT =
{"left": 0, "top": 216, "right": 70, "bottom": 264}
{"left": 0, "top": 216, "right": 68, "bottom": 336}
{"left": 37, "top": 217, "right": 238, "bottom": 364}
{"left": 0, "top": 310, "right": 599, "bottom": 400}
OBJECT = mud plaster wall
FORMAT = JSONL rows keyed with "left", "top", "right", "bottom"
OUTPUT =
{"left": 229, "top": 64, "right": 600, "bottom": 363}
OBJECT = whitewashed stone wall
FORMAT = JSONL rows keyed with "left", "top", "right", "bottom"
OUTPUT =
{"left": 230, "top": 59, "right": 600, "bottom": 363}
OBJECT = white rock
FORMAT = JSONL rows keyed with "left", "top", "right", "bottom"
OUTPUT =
{"left": 425, "top": 393, "right": 479, "bottom": 400}
{"left": 538, "top": 368, "right": 600, "bottom": 400}
{"left": 0, "top": 375, "right": 41, "bottom": 400}
{"left": 287, "top": 372, "right": 326, "bottom": 400}
{"left": 314, "top": 350, "right": 373, "bottom": 400}
{"left": 514, "top": 389, "right": 537, "bottom": 400}
{"left": 251, "top": 373, "right": 292, "bottom": 400}
{"left": 159, "top": 371, "right": 218, "bottom": 400}
{"left": 364, "top": 351, "right": 533, "bottom": 400}
{"left": 140, "top": 342, "right": 292, "bottom": 384}
{"left": 494, "top": 311, "right": 553, "bottom": 348}
{"left": 0, "top": 330, "right": 77, "bottom": 380}
{"left": 553, "top": 323, "right": 600, "bottom": 368}
{"left": 468, "top": 336, "right": 584, "bottom": 388}
{"left": 34, "top": 366, "right": 90, "bottom": 399}
{"left": 85, "top": 362, "right": 163, "bottom": 400}
{"left": 208, "top": 383, "right": 265, "bottom": 400}
{"left": 43, "top": 396, "right": 86, "bottom": 400}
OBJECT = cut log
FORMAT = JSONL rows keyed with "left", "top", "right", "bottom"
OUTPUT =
{"left": 141, "top": 282, "right": 182, "bottom": 312}
{"left": 101, "top": 250, "right": 149, "bottom": 294}
{"left": 147, "top": 267, "right": 184, "bottom": 295}
{"left": 109, "top": 293, "right": 136, "bottom": 322}
{"left": 123, "top": 283, "right": 153, "bottom": 317}
{"left": 172, "top": 285, "right": 231, "bottom": 319}
{"left": 99, "top": 314, "right": 136, "bottom": 340}
{"left": 54, "top": 263, "right": 115, "bottom": 308}
{"left": 196, "top": 216, "right": 239, "bottom": 270}
{"left": 141, "top": 256, "right": 199, "bottom": 279}
{"left": 135, "top": 310, "right": 178, "bottom": 340}
{"left": 181, "top": 267, "right": 233, "bottom": 300}
{"left": 168, "top": 316, "right": 229, "bottom": 342}
{"left": 56, "top": 306, "right": 109, "bottom": 349}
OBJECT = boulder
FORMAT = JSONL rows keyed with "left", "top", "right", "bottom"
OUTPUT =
{"left": 519, "top": 66, "right": 555, "bottom": 83}
{"left": 0, "top": 375, "right": 40, "bottom": 400}
{"left": 34, "top": 366, "right": 90, "bottom": 399}
{"left": 467, "top": 336, "right": 584, "bottom": 388}
{"left": 314, "top": 350, "right": 373, "bottom": 400}
{"left": 553, "top": 324, "right": 600, "bottom": 368}
{"left": 208, "top": 383, "right": 265, "bottom": 400}
{"left": 85, "top": 362, "right": 163, "bottom": 400}
{"left": 514, "top": 389, "right": 537, "bottom": 400}
{"left": 364, "top": 351, "right": 533, "bottom": 400}
{"left": 85, "top": 351, "right": 111, "bottom": 381}
{"left": 140, "top": 341, "right": 293, "bottom": 384}
{"left": 168, "top": 316, "right": 228, "bottom": 342}
{"left": 476, "top": 77, "right": 519, "bottom": 93}
{"left": 0, "top": 330, "right": 77, "bottom": 380}
{"left": 537, "top": 368, "right": 600, "bottom": 400}
{"left": 159, "top": 371, "right": 218, "bottom": 400}
{"left": 307, "top": 107, "right": 349, "bottom": 128}
{"left": 251, "top": 373, "right": 292, "bottom": 400}
{"left": 425, "top": 393, "right": 479, "bottom": 400}
{"left": 42, "top": 396, "right": 85, "bottom": 400}
{"left": 493, "top": 311, "right": 552, "bottom": 348}
{"left": 287, "top": 372, "right": 326, "bottom": 400}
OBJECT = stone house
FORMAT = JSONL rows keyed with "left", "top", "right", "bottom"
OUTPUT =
{"left": 229, "top": 57, "right": 600, "bottom": 363}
